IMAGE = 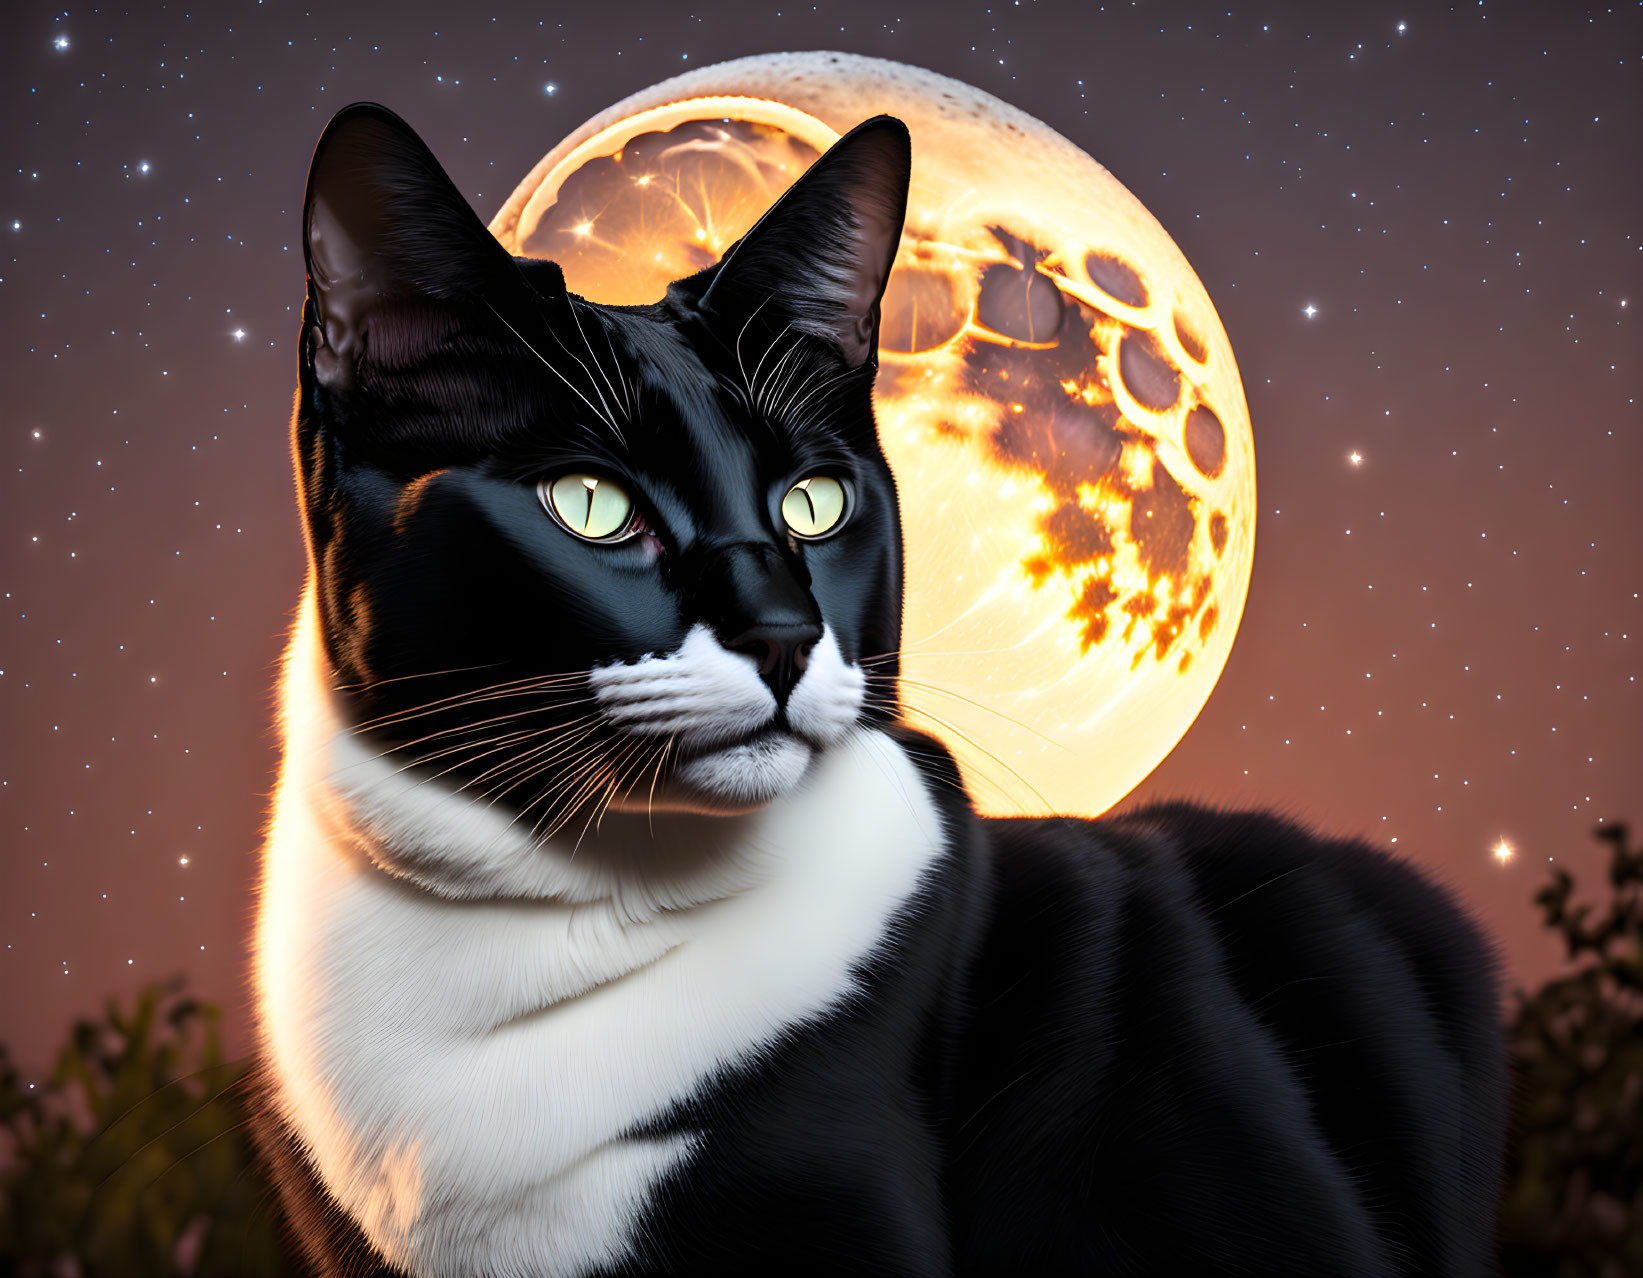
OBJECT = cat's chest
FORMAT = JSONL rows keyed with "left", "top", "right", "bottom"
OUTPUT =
{"left": 258, "top": 727, "right": 946, "bottom": 1278}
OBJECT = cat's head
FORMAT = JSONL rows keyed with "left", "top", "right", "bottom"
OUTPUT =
{"left": 293, "top": 103, "right": 911, "bottom": 825}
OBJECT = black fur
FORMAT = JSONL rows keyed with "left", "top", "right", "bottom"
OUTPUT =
{"left": 253, "top": 104, "right": 1507, "bottom": 1276}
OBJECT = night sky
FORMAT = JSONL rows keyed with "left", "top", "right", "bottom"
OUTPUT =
{"left": 3, "top": 0, "right": 1639, "bottom": 1072}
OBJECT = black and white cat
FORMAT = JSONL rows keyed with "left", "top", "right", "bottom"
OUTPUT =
{"left": 250, "top": 103, "right": 1507, "bottom": 1277}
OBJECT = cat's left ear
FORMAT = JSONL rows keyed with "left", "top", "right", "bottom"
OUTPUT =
{"left": 302, "top": 102, "right": 538, "bottom": 390}
{"left": 696, "top": 115, "right": 911, "bottom": 370}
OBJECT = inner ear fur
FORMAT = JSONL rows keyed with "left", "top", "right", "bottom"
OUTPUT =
{"left": 302, "top": 102, "right": 542, "bottom": 390}
{"left": 698, "top": 115, "right": 912, "bottom": 370}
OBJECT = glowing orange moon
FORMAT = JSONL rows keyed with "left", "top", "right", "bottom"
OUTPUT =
{"left": 491, "top": 52, "right": 1256, "bottom": 817}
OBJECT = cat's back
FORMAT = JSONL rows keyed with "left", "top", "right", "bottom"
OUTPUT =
{"left": 949, "top": 802, "right": 1507, "bottom": 1277}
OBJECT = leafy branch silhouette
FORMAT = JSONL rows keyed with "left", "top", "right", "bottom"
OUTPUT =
{"left": 1498, "top": 823, "right": 1643, "bottom": 1277}
{"left": 0, "top": 976, "right": 296, "bottom": 1277}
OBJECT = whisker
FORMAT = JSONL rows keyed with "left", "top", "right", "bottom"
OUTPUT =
{"left": 532, "top": 751, "right": 615, "bottom": 848}
{"left": 775, "top": 362, "right": 858, "bottom": 431}
{"left": 894, "top": 701, "right": 1049, "bottom": 815}
{"left": 787, "top": 393, "right": 852, "bottom": 441}
{"left": 400, "top": 712, "right": 603, "bottom": 795}
{"left": 535, "top": 729, "right": 648, "bottom": 847}
{"left": 857, "top": 644, "right": 1029, "bottom": 665}
{"left": 349, "top": 669, "right": 588, "bottom": 733}
{"left": 733, "top": 293, "right": 779, "bottom": 407}
{"left": 600, "top": 315, "right": 638, "bottom": 420}
{"left": 86, "top": 1071, "right": 260, "bottom": 1214}
{"left": 360, "top": 683, "right": 591, "bottom": 741}
{"left": 770, "top": 353, "right": 834, "bottom": 425}
{"left": 602, "top": 731, "right": 659, "bottom": 801}
{"left": 614, "top": 733, "right": 671, "bottom": 805}
{"left": 366, "top": 696, "right": 598, "bottom": 762}
{"left": 545, "top": 316, "right": 627, "bottom": 446}
{"left": 598, "top": 737, "right": 670, "bottom": 837}
{"left": 567, "top": 299, "right": 627, "bottom": 439}
{"left": 764, "top": 342, "right": 816, "bottom": 420}
{"left": 747, "top": 317, "right": 798, "bottom": 413}
{"left": 646, "top": 735, "right": 676, "bottom": 837}
{"left": 453, "top": 716, "right": 599, "bottom": 793}
{"left": 135, "top": 1113, "right": 258, "bottom": 1209}
{"left": 331, "top": 659, "right": 506, "bottom": 693}
{"left": 486, "top": 301, "right": 622, "bottom": 441}
{"left": 465, "top": 717, "right": 605, "bottom": 801}
{"left": 558, "top": 735, "right": 636, "bottom": 823}
{"left": 347, "top": 684, "right": 588, "bottom": 747}
{"left": 574, "top": 735, "right": 656, "bottom": 850}
{"left": 863, "top": 674, "right": 1074, "bottom": 752}
{"left": 757, "top": 331, "right": 809, "bottom": 417}
{"left": 84, "top": 1065, "right": 253, "bottom": 1195}
{"left": 901, "top": 749, "right": 973, "bottom": 798}
{"left": 79, "top": 1056, "right": 248, "bottom": 1161}
{"left": 862, "top": 730, "right": 960, "bottom": 822}
{"left": 377, "top": 726, "right": 554, "bottom": 785}
{"left": 486, "top": 724, "right": 610, "bottom": 816}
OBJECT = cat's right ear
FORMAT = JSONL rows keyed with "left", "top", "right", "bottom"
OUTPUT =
{"left": 302, "top": 103, "right": 541, "bottom": 391}
{"left": 692, "top": 116, "right": 911, "bottom": 371}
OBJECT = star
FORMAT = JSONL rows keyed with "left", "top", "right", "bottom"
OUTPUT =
{"left": 1303, "top": 304, "right": 1319, "bottom": 319}
{"left": 1349, "top": 452, "right": 1363, "bottom": 466}
{"left": 52, "top": 34, "right": 70, "bottom": 51}
{"left": 1396, "top": 21, "right": 1408, "bottom": 35}
{"left": 1493, "top": 839, "right": 1514, "bottom": 865}
{"left": 232, "top": 328, "right": 246, "bottom": 341}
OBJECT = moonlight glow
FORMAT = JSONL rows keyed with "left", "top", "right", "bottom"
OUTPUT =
{"left": 493, "top": 52, "right": 1257, "bottom": 816}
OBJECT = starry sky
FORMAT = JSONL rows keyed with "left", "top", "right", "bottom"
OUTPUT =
{"left": 2, "top": 0, "right": 1639, "bottom": 1071}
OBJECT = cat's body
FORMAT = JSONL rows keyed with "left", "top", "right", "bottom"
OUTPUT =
{"left": 251, "top": 104, "right": 1506, "bottom": 1276}
{"left": 256, "top": 594, "right": 960, "bottom": 1277}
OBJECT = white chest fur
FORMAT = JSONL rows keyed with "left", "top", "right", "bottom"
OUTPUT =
{"left": 253, "top": 594, "right": 947, "bottom": 1278}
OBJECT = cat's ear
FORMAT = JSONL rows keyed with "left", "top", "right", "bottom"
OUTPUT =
{"left": 302, "top": 102, "right": 543, "bottom": 390}
{"left": 696, "top": 115, "right": 911, "bottom": 370}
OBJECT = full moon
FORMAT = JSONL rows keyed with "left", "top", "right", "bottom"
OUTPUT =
{"left": 491, "top": 52, "right": 1256, "bottom": 817}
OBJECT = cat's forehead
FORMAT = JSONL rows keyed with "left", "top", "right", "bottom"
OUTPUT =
{"left": 599, "top": 305, "right": 727, "bottom": 424}
{"left": 576, "top": 301, "right": 852, "bottom": 475}
{"left": 578, "top": 304, "right": 746, "bottom": 485}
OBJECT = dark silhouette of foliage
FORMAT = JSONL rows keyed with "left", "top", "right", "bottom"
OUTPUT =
{"left": 1498, "top": 822, "right": 1643, "bottom": 1277}
{"left": 0, "top": 977, "right": 298, "bottom": 1277}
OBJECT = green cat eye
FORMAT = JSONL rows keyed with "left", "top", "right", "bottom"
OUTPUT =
{"left": 539, "top": 473, "right": 638, "bottom": 542}
{"left": 780, "top": 476, "right": 849, "bottom": 539}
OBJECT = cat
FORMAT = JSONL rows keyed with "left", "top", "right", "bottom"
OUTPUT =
{"left": 248, "top": 102, "right": 1508, "bottom": 1277}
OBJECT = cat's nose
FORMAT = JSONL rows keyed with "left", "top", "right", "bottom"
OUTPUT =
{"left": 725, "top": 624, "right": 821, "bottom": 703}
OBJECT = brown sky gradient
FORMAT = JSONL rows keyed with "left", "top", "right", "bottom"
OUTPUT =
{"left": 2, "top": 0, "right": 1639, "bottom": 1071}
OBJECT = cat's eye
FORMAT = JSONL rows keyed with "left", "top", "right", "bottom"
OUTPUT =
{"left": 780, "top": 476, "right": 849, "bottom": 540}
{"left": 538, "top": 473, "right": 640, "bottom": 542}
